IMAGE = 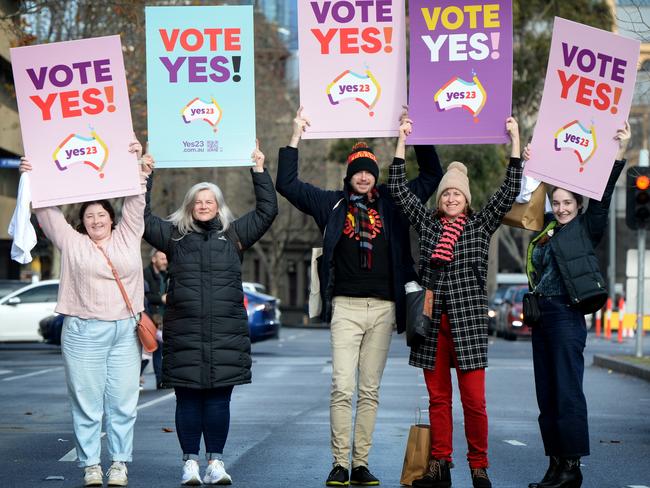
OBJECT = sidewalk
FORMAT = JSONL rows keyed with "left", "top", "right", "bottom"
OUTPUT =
{"left": 593, "top": 354, "right": 650, "bottom": 382}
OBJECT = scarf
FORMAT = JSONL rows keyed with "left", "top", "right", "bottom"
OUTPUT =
{"left": 431, "top": 214, "right": 467, "bottom": 267}
{"left": 349, "top": 188, "right": 379, "bottom": 270}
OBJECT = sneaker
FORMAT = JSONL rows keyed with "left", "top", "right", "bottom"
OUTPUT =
{"left": 182, "top": 459, "right": 202, "bottom": 486}
{"left": 107, "top": 461, "right": 128, "bottom": 486}
{"left": 350, "top": 465, "right": 380, "bottom": 485}
{"left": 471, "top": 468, "right": 492, "bottom": 488}
{"left": 84, "top": 465, "right": 103, "bottom": 487}
{"left": 203, "top": 459, "right": 232, "bottom": 485}
{"left": 412, "top": 459, "right": 452, "bottom": 488}
{"left": 326, "top": 465, "right": 350, "bottom": 486}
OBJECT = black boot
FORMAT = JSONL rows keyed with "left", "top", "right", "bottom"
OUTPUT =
{"left": 528, "top": 456, "right": 560, "bottom": 488}
{"left": 470, "top": 467, "right": 492, "bottom": 488}
{"left": 540, "top": 458, "right": 582, "bottom": 488}
{"left": 412, "top": 459, "right": 452, "bottom": 488}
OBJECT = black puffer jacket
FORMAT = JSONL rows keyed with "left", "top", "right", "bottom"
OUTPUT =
{"left": 143, "top": 169, "right": 278, "bottom": 389}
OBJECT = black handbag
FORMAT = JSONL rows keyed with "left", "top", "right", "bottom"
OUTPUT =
{"left": 522, "top": 293, "right": 542, "bottom": 327}
{"left": 405, "top": 283, "right": 430, "bottom": 347}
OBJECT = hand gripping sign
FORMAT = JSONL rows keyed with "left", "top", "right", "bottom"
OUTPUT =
{"left": 326, "top": 69, "right": 381, "bottom": 116}
{"left": 181, "top": 97, "right": 223, "bottom": 132}
{"left": 53, "top": 127, "right": 109, "bottom": 178}
{"left": 553, "top": 120, "right": 597, "bottom": 172}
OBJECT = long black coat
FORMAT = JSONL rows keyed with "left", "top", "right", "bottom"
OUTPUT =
{"left": 389, "top": 158, "right": 522, "bottom": 371}
{"left": 275, "top": 145, "right": 442, "bottom": 332}
{"left": 143, "top": 169, "right": 278, "bottom": 389}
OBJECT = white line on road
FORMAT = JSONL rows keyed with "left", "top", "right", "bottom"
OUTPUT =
{"left": 59, "top": 392, "right": 175, "bottom": 462}
{"left": 0, "top": 369, "right": 12, "bottom": 375}
{"left": 503, "top": 439, "right": 527, "bottom": 446}
{"left": 627, "top": 485, "right": 650, "bottom": 488}
{"left": 1, "top": 367, "right": 63, "bottom": 382}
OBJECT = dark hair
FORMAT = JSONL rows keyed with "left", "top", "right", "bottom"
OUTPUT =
{"left": 76, "top": 200, "right": 116, "bottom": 234}
{"left": 550, "top": 187, "right": 584, "bottom": 213}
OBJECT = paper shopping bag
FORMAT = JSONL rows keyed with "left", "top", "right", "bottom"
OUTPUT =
{"left": 400, "top": 424, "right": 431, "bottom": 486}
{"left": 502, "top": 183, "right": 547, "bottom": 231}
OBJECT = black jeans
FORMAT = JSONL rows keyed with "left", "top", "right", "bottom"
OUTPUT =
{"left": 174, "top": 385, "right": 234, "bottom": 459}
{"left": 532, "top": 296, "right": 589, "bottom": 458}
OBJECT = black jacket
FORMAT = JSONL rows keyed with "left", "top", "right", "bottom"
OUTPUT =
{"left": 143, "top": 264, "right": 167, "bottom": 317}
{"left": 527, "top": 160, "right": 625, "bottom": 312}
{"left": 275, "top": 145, "right": 442, "bottom": 332}
{"left": 143, "top": 169, "right": 278, "bottom": 389}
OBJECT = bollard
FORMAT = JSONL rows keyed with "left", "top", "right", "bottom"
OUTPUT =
{"left": 617, "top": 297, "right": 624, "bottom": 343}
{"left": 595, "top": 308, "right": 602, "bottom": 337}
{"left": 605, "top": 297, "right": 612, "bottom": 340}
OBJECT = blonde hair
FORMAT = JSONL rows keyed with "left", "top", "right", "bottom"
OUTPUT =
{"left": 167, "top": 182, "right": 235, "bottom": 237}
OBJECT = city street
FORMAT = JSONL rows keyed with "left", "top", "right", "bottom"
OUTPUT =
{"left": 0, "top": 329, "right": 648, "bottom": 488}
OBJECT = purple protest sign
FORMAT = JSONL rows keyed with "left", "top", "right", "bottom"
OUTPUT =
{"left": 408, "top": 0, "right": 513, "bottom": 145}
{"left": 525, "top": 18, "right": 640, "bottom": 201}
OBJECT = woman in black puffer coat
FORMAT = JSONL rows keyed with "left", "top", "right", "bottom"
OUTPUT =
{"left": 524, "top": 122, "right": 629, "bottom": 488}
{"left": 143, "top": 143, "right": 277, "bottom": 485}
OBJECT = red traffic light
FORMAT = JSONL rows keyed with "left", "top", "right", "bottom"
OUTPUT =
{"left": 636, "top": 175, "right": 650, "bottom": 191}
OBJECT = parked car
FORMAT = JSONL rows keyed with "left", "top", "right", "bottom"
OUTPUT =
{"left": 38, "top": 283, "right": 281, "bottom": 345}
{"left": 0, "top": 279, "right": 30, "bottom": 299}
{"left": 0, "top": 280, "right": 59, "bottom": 342}
{"left": 495, "top": 284, "right": 530, "bottom": 340}
{"left": 488, "top": 285, "right": 510, "bottom": 335}
{"left": 243, "top": 282, "right": 267, "bottom": 294}
{"left": 245, "top": 289, "right": 281, "bottom": 343}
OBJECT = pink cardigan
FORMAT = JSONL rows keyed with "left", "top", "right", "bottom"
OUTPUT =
{"left": 35, "top": 176, "right": 147, "bottom": 321}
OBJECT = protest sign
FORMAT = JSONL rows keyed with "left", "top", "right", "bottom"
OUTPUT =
{"left": 146, "top": 5, "right": 255, "bottom": 167}
{"left": 525, "top": 18, "right": 640, "bottom": 200}
{"left": 298, "top": 0, "right": 407, "bottom": 139}
{"left": 11, "top": 35, "right": 139, "bottom": 208}
{"left": 408, "top": 0, "right": 513, "bottom": 145}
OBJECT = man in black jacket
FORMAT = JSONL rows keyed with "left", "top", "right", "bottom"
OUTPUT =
{"left": 276, "top": 108, "right": 442, "bottom": 486}
{"left": 143, "top": 249, "right": 167, "bottom": 389}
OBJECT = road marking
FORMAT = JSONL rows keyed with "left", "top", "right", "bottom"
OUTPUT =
{"left": 321, "top": 365, "right": 332, "bottom": 374}
{"left": 0, "top": 369, "right": 12, "bottom": 375}
{"left": 503, "top": 439, "right": 527, "bottom": 446}
{"left": 1, "top": 367, "right": 63, "bottom": 382}
{"left": 59, "top": 392, "right": 175, "bottom": 462}
{"left": 628, "top": 485, "right": 650, "bottom": 488}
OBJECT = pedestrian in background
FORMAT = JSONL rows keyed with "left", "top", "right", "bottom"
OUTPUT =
{"left": 143, "top": 248, "right": 168, "bottom": 388}
{"left": 389, "top": 117, "right": 522, "bottom": 488}
{"left": 143, "top": 141, "right": 277, "bottom": 485}
{"left": 276, "top": 107, "right": 442, "bottom": 486}
{"left": 19, "top": 141, "right": 151, "bottom": 487}
{"left": 524, "top": 122, "right": 630, "bottom": 488}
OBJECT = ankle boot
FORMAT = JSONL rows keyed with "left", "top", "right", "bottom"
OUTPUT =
{"left": 528, "top": 456, "right": 560, "bottom": 488}
{"left": 540, "top": 458, "right": 582, "bottom": 488}
{"left": 412, "top": 458, "right": 452, "bottom": 488}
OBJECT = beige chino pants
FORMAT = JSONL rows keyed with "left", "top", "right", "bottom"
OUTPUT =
{"left": 330, "top": 296, "right": 395, "bottom": 469}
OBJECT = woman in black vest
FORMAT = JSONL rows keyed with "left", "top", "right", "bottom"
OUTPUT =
{"left": 525, "top": 122, "right": 630, "bottom": 488}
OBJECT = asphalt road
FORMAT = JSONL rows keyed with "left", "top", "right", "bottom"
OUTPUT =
{"left": 0, "top": 329, "right": 648, "bottom": 488}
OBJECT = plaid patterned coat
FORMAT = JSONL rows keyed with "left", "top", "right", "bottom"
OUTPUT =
{"left": 389, "top": 158, "right": 523, "bottom": 371}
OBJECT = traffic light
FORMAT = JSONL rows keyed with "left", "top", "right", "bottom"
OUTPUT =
{"left": 626, "top": 166, "right": 650, "bottom": 230}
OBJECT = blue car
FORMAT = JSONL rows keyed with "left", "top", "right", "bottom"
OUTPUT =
{"left": 39, "top": 289, "right": 281, "bottom": 345}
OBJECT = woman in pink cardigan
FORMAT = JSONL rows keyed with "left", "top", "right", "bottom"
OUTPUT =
{"left": 20, "top": 142, "right": 152, "bottom": 488}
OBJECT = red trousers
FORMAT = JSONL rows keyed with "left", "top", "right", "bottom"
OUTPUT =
{"left": 423, "top": 314, "right": 488, "bottom": 468}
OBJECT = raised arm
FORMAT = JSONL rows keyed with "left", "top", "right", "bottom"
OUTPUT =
{"left": 143, "top": 170, "right": 175, "bottom": 255}
{"left": 115, "top": 139, "right": 147, "bottom": 240}
{"left": 233, "top": 142, "right": 278, "bottom": 248}
{"left": 478, "top": 117, "right": 523, "bottom": 235}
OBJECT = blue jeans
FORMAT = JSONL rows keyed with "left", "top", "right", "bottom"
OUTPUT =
{"left": 174, "top": 386, "right": 234, "bottom": 460}
{"left": 61, "top": 316, "right": 141, "bottom": 467}
{"left": 532, "top": 296, "right": 589, "bottom": 458}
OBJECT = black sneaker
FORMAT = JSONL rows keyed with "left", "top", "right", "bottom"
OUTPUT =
{"left": 471, "top": 468, "right": 492, "bottom": 488}
{"left": 326, "top": 465, "right": 349, "bottom": 486}
{"left": 350, "top": 466, "right": 380, "bottom": 485}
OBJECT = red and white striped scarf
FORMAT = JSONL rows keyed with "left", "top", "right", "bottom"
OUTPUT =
{"left": 431, "top": 214, "right": 467, "bottom": 266}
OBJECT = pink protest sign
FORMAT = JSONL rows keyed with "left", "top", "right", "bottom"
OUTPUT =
{"left": 298, "top": 0, "right": 407, "bottom": 139}
{"left": 11, "top": 35, "right": 140, "bottom": 208}
{"left": 525, "top": 18, "right": 640, "bottom": 201}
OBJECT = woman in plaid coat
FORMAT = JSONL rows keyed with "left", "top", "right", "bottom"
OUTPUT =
{"left": 388, "top": 117, "right": 522, "bottom": 488}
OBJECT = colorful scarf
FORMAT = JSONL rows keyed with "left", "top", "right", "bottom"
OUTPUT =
{"left": 431, "top": 214, "right": 467, "bottom": 267}
{"left": 349, "top": 188, "right": 379, "bottom": 270}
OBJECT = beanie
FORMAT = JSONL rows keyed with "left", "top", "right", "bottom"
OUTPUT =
{"left": 345, "top": 142, "right": 379, "bottom": 182}
{"left": 436, "top": 161, "right": 472, "bottom": 206}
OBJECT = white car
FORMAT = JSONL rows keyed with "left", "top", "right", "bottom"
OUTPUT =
{"left": 0, "top": 280, "right": 59, "bottom": 342}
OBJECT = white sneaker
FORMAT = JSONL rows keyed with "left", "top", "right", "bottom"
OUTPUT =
{"left": 203, "top": 459, "right": 232, "bottom": 485}
{"left": 84, "top": 464, "right": 103, "bottom": 487}
{"left": 182, "top": 459, "right": 202, "bottom": 485}
{"left": 107, "top": 461, "right": 128, "bottom": 486}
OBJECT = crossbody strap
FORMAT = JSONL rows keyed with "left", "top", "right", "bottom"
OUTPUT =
{"left": 95, "top": 245, "right": 137, "bottom": 320}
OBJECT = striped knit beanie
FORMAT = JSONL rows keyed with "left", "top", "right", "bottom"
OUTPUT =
{"left": 345, "top": 142, "right": 379, "bottom": 182}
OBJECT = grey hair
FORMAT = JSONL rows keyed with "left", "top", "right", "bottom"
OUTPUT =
{"left": 167, "top": 182, "right": 235, "bottom": 237}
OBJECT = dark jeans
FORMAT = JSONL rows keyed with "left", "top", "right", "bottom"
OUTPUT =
{"left": 532, "top": 296, "right": 589, "bottom": 458}
{"left": 174, "top": 385, "right": 234, "bottom": 459}
{"left": 153, "top": 339, "right": 162, "bottom": 384}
